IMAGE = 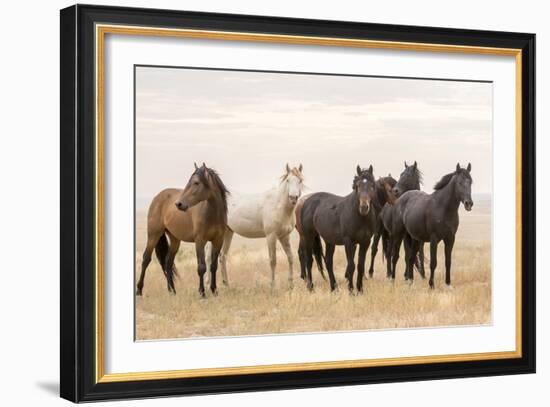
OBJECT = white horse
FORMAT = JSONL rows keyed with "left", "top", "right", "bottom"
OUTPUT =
{"left": 207, "top": 164, "right": 305, "bottom": 288}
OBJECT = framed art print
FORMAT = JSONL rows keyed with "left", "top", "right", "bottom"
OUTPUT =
{"left": 60, "top": 5, "right": 535, "bottom": 402}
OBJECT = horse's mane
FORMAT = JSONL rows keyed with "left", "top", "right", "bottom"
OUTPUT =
{"left": 280, "top": 167, "right": 305, "bottom": 183}
{"left": 375, "top": 176, "right": 397, "bottom": 204}
{"left": 195, "top": 166, "right": 230, "bottom": 215}
{"left": 433, "top": 169, "right": 471, "bottom": 190}
{"left": 412, "top": 167, "right": 424, "bottom": 186}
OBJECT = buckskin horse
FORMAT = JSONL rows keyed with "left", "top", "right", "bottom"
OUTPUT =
{"left": 136, "top": 163, "right": 229, "bottom": 298}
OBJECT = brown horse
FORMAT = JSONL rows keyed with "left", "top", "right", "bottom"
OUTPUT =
{"left": 136, "top": 163, "right": 229, "bottom": 298}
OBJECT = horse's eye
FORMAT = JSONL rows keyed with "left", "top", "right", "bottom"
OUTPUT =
{"left": 194, "top": 181, "right": 199, "bottom": 186}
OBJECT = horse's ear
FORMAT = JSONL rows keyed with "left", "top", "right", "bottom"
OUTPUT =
{"left": 404, "top": 161, "right": 408, "bottom": 168}
{"left": 286, "top": 163, "right": 291, "bottom": 173}
{"left": 298, "top": 163, "right": 303, "bottom": 172}
{"left": 356, "top": 165, "right": 362, "bottom": 176}
{"left": 368, "top": 165, "right": 373, "bottom": 174}
{"left": 194, "top": 162, "right": 198, "bottom": 170}
{"left": 202, "top": 162, "right": 207, "bottom": 169}
{"left": 413, "top": 161, "right": 417, "bottom": 170}
{"left": 467, "top": 163, "right": 472, "bottom": 173}
{"left": 456, "top": 163, "right": 461, "bottom": 172}
{"left": 388, "top": 173, "right": 392, "bottom": 177}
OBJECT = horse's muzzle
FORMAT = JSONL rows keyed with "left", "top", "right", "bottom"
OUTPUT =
{"left": 463, "top": 200, "right": 473, "bottom": 211}
{"left": 359, "top": 204, "right": 371, "bottom": 216}
{"left": 175, "top": 201, "right": 189, "bottom": 211}
{"left": 289, "top": 195, "right": 298, "bottom": 206}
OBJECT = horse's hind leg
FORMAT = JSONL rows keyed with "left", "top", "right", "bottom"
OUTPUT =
{"left": 219, "top": 229, "right": 233, "bottom": 286}
{"left": 391, "top": 237, "right": 402, "bottom": 280}
{"left": 404, "top": 234, "right": 414, "bottom": 282}
{"left": 136, "top": 232, "right": 162, "bottom": 296}
{"left": 303, "top": 239, "right": 315, "bottom": 291}
{"left": 298, "top": 238, "right": 306, "bottom": 281}
{"left": 417, "top": 243, "right": 426, "bottom": 278}
{"left": 279, "top": 234, "right": 294, "bottom": 289}
{"left": 429, "top": 237, "right": 439, "bottom": 289}
{"left": 164, "top": 231, "right": 180, "bottom": 294}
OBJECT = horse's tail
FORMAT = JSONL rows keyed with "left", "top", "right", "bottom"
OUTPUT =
{"left": 312, "top": 235, "right": 327, "bottom": 281}
{"left": 155, "top": 233, "right": 179, "bottom": 288}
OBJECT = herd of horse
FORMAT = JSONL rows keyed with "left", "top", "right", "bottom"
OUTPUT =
{"left": 136, "top": 161, "right": 473, "bottom": 298}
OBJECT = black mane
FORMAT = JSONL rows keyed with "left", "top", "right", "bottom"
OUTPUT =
{"left": 411, "top": 166, "right": 424, "bottom": 186}
{"left": 195, "top": 166, "right": 230, "bottom": 215}
{"left": 434, "top": 169, "right": 471, "bottom": 190}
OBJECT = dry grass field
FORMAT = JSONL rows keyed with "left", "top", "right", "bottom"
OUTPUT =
{"left": 135, "top": 197, "right": 491, "bottom": 340}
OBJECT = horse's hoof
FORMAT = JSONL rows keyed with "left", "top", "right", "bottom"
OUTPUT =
{"left": 136, "top": 289, "right": 142, "bottom": 296}
{"left": 222, "top": 280, "right": 229, "bottom": 287}
{"left": 429, "top": 281, "right": 435, "bottom": 289}
{"left": 445, "top": 284, "right": 454, "bottom": 291}
{"left": 211, "top": 289, "right": 218, "bottom": 296}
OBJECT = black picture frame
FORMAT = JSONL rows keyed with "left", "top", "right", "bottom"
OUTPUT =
{"left": 60, "top": 4, "right": 535, "bottom": 403}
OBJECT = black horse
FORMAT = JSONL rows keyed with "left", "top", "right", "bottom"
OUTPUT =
{"left": 299, "top": 165, "right": 377, "bottom": 293}
{"left": 366, "top": 175, "right": 397, "bottom": 277}
{"left": 380, "top": 161, "right": 425, "bottom": 279}
{"left": 391, "top": 163, "right": 473, "bottom": 288}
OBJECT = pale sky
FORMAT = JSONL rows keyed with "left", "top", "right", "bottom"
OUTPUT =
{"left": 135, "top": 66, "right": 492, "bottom": 209}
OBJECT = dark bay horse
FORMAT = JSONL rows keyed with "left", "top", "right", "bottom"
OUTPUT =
{"left": 380, "top": 161, "right": 426, "bottom": 279}
{"left": 298, "top": 165, "right": 377, "bottom": 293}
{"left": 296, "top": 194, "right": 326, "bottom": 282}
{"left": 366, "top": 175, "right": 398, "bottom": 277}
{"left": 136, "top": 163, "right": 229, "bottom": 298}
{"left": 392, "top": 163, "right": 473, "bottom": 288}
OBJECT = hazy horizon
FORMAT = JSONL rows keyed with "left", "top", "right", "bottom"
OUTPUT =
{"left": 135, "top": 66, "right": 492, "bottom": 210}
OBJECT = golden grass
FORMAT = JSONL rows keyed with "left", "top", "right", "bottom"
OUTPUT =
{"left": 135, "top": 200, "right": 492, "bottom": 340}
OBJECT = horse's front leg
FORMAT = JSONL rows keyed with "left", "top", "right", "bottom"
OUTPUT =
{"left": 356, "top": 241, "right": 369, "bottom": 293}
{"left": 324, "top": 242, "right": 337, "bottom": 291}
{"left": 209, "top": 237, "right": 224, "bottom": 296}
{"left": 444, "top": 235, "right": 455, "bottom": 287}
{"left": 368, "top": 230, "right": 381, "bottom": 278}
{"left": 266, "top": 233, "right": 278, "bottom": 289}
{"left": 279, "top": 234, "right": 294, "bottom": 289}
{"left": 344, "top": 239, "right": 357, "bottom": 293}
{"left": 195, "top": 240, "right": 207, "bottom": 298}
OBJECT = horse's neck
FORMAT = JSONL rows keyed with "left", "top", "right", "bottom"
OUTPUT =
{"left": 205, "top": 191, "right": 227, "bottom": 224}
{"left": 433, "top": 177, "right": 460, "bottom": 213}
{"left": 274, "top": 183, "right": 294, "bottom": 215}
{"left": 344, "top": 190, "right": 360, "bottom": 213}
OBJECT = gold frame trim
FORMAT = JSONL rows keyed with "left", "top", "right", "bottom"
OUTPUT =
{"left": 95, "top": 24, "right": 523, "bottom": 383}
